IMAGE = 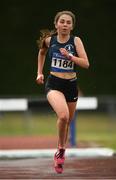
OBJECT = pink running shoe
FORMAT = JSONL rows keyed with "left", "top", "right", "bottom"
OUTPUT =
{"left": 54, "top": 148, "right": 65, "bottom": 174}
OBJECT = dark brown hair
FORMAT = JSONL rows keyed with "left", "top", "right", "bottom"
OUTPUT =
{"left": 37, "top": 11, "right": 76, "bottom": 49}
{"left": 37, "top": 29, "right": 57, "bottom": 49}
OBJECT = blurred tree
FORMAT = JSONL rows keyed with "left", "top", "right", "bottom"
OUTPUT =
{"left": 0, "top": 0, "right": 116, "bottom": 96}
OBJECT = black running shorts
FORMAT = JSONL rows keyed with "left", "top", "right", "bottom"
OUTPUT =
{"left": 45, "top": 74, "right": 78, "bottom": 102}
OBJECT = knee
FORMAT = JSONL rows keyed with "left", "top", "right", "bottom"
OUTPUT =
{"left": 59, "top": 112, "right": 69, "bottom": 123}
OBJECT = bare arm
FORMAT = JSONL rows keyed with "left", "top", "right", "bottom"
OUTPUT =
{"left": 36, "top": 48, "right": 47, "bottom": 84}
{"left": 36, "top": 37, "right": 51, "bottom": 84}
{"left": 60, "top": 37, "right": 90, "bottom": 69}
{"left": 74, "top": 37, "right": 89, "bottom": 68}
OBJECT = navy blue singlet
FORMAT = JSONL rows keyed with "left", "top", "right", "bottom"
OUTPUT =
{"left": 48, "top": 35, "right": 78, "bottom": 72}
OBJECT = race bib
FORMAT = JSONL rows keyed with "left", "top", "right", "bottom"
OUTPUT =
{"left": 51, "top": 58, "right": 74, "bottom": 70}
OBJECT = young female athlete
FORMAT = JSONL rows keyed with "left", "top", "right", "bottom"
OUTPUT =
{"left": 36, "top": 10, "right": 89, "bottom": 173}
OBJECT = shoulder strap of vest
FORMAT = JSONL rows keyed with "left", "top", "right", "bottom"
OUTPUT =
{"left": 70, "top": 35, "right": 75, "bottom": 44}
{"left": 49, "top": 35, "right": 56, "bottom": 47}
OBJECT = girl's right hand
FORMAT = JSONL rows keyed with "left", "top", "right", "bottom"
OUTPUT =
{"left": 36, "top": 74, "right": 44, "bottom": 84}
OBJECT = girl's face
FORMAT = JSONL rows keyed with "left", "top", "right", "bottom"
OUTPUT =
{"left": 55, "top": 14, "right": 73, "bottom": 35}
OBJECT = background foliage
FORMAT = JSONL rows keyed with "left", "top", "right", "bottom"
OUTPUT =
{"left": 0, "top": 0, "right": 116, "bottom": 96}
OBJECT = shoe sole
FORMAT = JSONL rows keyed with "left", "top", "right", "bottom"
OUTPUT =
{"left": 54, "top": 164, "right": 63, "bottom": 174}
{"left": 54, "top": 157, "right": 64, "bottom": 174}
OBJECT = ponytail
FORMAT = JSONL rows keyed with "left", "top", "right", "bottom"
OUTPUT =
{"left": 37, "top": 29, "right": 57, "bottom": 49}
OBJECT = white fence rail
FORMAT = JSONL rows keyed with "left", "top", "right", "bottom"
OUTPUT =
{"left": 0, "top": 97, "right": 97, "bottom": 112}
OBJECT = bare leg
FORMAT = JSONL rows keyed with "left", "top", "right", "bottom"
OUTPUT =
{"left": 47, "top": 90, "right": 69, "bottom": 149}
{"left": 64, "top": 101, "right": 77, "bottom": 146}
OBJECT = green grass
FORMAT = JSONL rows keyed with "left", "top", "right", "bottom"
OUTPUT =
{"left": 0, "top": 112, "right": 116, "bottom": 150}
{"left": 77, "top": 113, "right": 116, "bottom": 149}
{"left": 0, "top": 112, "right": 56, "bottom": 136}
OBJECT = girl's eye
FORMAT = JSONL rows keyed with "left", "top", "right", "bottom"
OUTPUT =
{"left": 60, "top": 21, "right": 71, "bottom": 24}
{"left": 67, "top": 21, "right": 71, "bottom": 24}
{"left": 60, "top": 20, "right": 65, "bottom": 23}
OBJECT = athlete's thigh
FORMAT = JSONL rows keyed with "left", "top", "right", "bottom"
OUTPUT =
{"left": 47, "top": 90, "right": 69, "bottom": 118}
{"left": 67, "top": 101, "right": 77, "bottom": 121}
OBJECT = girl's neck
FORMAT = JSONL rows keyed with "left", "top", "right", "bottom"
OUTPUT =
{"left": 57, "top": 34, "right": 70, "bottom": 43}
